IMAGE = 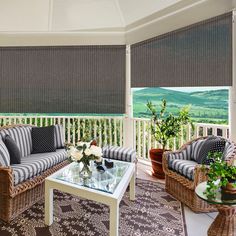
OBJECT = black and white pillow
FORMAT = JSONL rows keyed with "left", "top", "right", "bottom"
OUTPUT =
{"left": 198, "top": 138, "right": 226, "bottom": 164}
{"left": 0, "top": 138, "right": 10, "bottom": 166}
{"left": 54, "top": 125, "right": 65, "bottom": 149}
{"left": 4, "top": 135, "right": 22, "bottom": 164}
{"left": 32, "top": 126, "right": 56, "bottom": 154}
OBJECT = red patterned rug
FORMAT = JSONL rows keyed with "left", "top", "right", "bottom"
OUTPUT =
{"left": 0, "top": 179, "right": 187, "bottom": 236}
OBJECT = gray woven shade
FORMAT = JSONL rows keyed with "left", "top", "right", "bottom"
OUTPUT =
{"left": 131, "top": 12, "right": 232, "bottom": 87}
{"left": 0, "top": 46, "right": 126, "bottom": 113}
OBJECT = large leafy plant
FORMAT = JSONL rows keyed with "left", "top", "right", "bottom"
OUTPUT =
{"left": 204, "top": 152, "right": 236, "bottom": 198}
{"left": 146, "top": 99, "right": 192, "bottom": 151}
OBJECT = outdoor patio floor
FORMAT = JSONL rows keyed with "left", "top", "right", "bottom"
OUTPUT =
{"left": 137, "top": 161, "right": 217, "bottom": 236}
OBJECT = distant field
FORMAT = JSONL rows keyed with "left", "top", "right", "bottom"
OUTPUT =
{"left": 133, "top": 87, "right": 228, "bottom": 124}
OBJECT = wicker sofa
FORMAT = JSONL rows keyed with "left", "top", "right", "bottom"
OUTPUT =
{"left": 0, "top": 124, "right": 69, "bottom": 222}
{"left": 163, "top": 136, "right": 236, "bottom": 213}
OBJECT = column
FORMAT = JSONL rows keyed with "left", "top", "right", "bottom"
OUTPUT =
{"left": 230, "top": 11, "right": 236, "bottom": 141}
{"left": 123, "top": 45, "right": 134, "bottom": 148}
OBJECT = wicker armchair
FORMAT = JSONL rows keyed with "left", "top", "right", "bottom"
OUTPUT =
{"left": 163, "top": 136, "right": 236, "bottom": 213}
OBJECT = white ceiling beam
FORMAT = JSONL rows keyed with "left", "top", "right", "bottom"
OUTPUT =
{"left": 0, "top": 32, "right": 126, "bottom": 46}
{"left": 48, "top": 0, "right": 54, "bottom": 31}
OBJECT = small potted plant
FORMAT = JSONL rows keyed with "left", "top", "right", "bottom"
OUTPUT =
{"left": 147, "top": 99, "right": 192, "bottom": 178}
{"left": 204, "top": 152, "right": 236, "bottom": 199}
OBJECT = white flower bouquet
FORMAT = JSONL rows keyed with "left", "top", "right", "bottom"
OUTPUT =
{"left": 66, "top": 141, "right": 103, "bottom": 175}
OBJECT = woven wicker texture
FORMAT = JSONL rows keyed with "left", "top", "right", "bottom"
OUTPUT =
{"left": 208, "top": 205, "right": 236, "bottom": 236}
{"left": 163, "top": 136, "right": 236, "bottom": 213}
{"left": 0, "top": 124, "right": 69, "bottom": 222}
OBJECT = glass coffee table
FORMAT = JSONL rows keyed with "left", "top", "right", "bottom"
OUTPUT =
{"left": 195, "top": 181, "right": 236, "bottom": 236}
{"left": 44, "top": 159, "right": 135, "bottom": 236}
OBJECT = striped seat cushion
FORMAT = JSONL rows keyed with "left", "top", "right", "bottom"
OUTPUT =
{"left": 0, "top": 126, "right": 32, "bottom": 157}
{"left": 0, "top": 138, "right": 10, "bottom": 166}
{"left": 54, "top": 125, "right": 65, "bottom": 149}
{"left": 11, "top": 149, "right": 67, "bottom": 185}
{"left": 168, "top": 159, "right": 197, "bottom": 180}
{"left": 102, "top": 146, "right": 136, "bottom": 162}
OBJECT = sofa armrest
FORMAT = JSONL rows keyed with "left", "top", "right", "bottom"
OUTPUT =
{"left": 102, "top": 145, "right": 137, "bottom": 163}
{"left": 163, "top": 148, "right": 191, "bottom": 161}
{"left": 163, "top": 150, "right": 188, "bottom": 174}
{"left": 0, "top": 166, "right": 14, "bottom": 197}
{"left": 193, "top": 164, "right": 210, "bottom": 188}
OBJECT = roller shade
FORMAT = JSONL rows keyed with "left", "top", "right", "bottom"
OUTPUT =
{"left": 131, "top": 12, "right": 232, "bottom": 87}
{"left": 0, "top": 45, "right": 126, "bottom": 114}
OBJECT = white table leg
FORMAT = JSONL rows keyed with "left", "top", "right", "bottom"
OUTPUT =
{"left": 110, "top": 201, "right": 119, "bottom": 236}
{"left": 130, "top": 172, "right": 135, "bottom": 201}
{"left": 45, "top": 181, "right": 53, "bottom": 226}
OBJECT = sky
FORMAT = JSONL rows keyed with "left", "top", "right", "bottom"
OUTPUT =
{"left": 133, "top": 87, "right": 229, "bottom": 93}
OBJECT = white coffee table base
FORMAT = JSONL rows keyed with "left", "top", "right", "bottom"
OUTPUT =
{"left": 45, "top": 163, "right": 135, "bottom": 236}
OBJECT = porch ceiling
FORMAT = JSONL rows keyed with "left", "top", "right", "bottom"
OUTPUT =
{"left": 0, "top": 0, "right": 234, "bottom": 45}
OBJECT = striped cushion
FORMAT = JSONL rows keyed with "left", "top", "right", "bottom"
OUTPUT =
{"left": 167, "top": 144, "right": 192, "bottom": 161}
{"left": 102, "top": 146, "right": 136, "bottom": 162}
{"left": 0, "top": 138, "right": 10, "bottom": 166}
{"left": 0, "top": 126, "right": 32, "bottom": 157}
{"left": 223, "top": 141, "right": 236, "bottom": 160}
{"left": 54, "top": 125, "right": 65, "bottom": 149}
{"left": 168, "top": 159, "right": 197, "bottom": 180}
{"left": 190, "top": 139, "right": 206, "bottom": 161}
{"left": 11, "top": 149, "right": 67, "bottom": 185}
{"left": 191, "top": 136, "right": 219, "bottom": 161}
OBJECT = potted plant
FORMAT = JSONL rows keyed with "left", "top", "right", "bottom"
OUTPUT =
{"left": 146, "top": 99, "right": 192, "bottom": 178}
{"left": 204, "top": 152, "right": 236, "bottom": 199}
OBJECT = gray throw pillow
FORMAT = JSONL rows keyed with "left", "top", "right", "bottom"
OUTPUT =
{"left": 4, "top": 135, "right": 22, "bottom": 164}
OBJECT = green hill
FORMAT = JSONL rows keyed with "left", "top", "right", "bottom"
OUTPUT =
{"left": 133, "top": 88, "right": 228, "bottom": 124}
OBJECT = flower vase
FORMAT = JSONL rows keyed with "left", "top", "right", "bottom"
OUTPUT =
{"left": 79, "top": 162, "right": 92, "bottom": 179}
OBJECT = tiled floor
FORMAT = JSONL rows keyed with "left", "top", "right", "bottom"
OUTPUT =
{"left": 137, "top": 160, "right": 217, "bottom": 236}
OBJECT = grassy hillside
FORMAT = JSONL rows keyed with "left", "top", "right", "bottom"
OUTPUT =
{"left": 133, "top": 88, "right": 228, "bottom": 124}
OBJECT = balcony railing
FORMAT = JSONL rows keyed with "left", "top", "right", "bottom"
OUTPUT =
{"left": 0, "top": 115, "right": 229, "bottom": 161}
{"left": 0, "top": 115, "right": 124, "bottom": 147}
{"left": 133, "top": 118, "right": 229, "bottom": 161}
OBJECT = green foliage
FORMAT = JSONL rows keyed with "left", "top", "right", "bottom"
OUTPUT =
{"left": 133, "top": 87, "right": 228, "bottom": 124}
{"left": 146, "top": 99, "right": 192, "bottom": 150}
{"left": 204, "top": 152, "right": 236, "bottom": 198}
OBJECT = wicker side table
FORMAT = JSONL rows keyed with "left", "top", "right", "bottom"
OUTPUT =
{"left": 195, "top": 182, "right": 236, "bottom": 236}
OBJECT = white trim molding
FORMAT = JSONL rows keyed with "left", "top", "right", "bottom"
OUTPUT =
{"left": 229, "top": 10, "right": 236, "bottom": 141}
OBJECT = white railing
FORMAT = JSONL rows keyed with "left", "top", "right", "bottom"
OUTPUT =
{"left": 0, "top": 115, "right": 229, "bottom": 161}
{"left": 133, "top": 118, "right": 229, "bottom": 161}
{"left": 194, "top": 123, "right": 229, "bottom": 139}
{"left": 0, "top": 116, "right": 124, "bottom": 147}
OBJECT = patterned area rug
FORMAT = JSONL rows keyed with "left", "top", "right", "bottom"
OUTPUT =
{"left": 0, "top": 179, "right": 187, "bottom": 236}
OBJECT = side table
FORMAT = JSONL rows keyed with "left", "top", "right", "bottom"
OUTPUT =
{"left": 195, "top": 181, "right": 236, "bottom": 236}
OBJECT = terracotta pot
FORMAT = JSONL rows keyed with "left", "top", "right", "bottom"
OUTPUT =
{"left": 149, "top": 148, "right": 165, "bottom": 179}
{"left": 91, "top": 140, "right": 97, "bottom": 146}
